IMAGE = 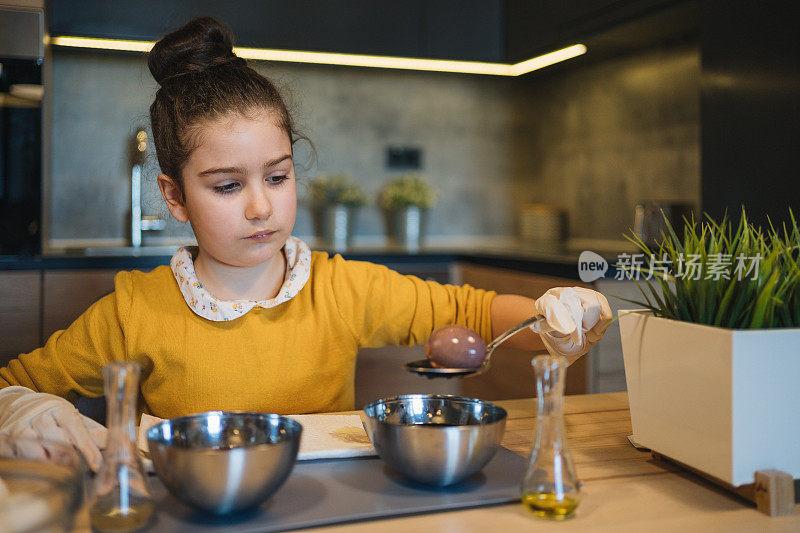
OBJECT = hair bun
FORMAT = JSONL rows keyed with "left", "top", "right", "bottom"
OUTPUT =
{"left": 149, "top": 17, "right": 246, "bottom": 85}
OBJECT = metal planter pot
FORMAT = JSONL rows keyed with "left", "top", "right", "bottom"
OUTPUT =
{"left": 387, "top": 206, "right": 428, "bottom": 253}
{"left": 319, "top": 204, "right": 357, "bottom": 251}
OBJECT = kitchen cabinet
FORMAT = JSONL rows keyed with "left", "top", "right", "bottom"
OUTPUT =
{"left": 42, "top": 269, "right": 118, "bottom": 340}
{"left": 699, "top": 1, "right": 800, "bottom": 227}
{"left": 0, "top": 268, "right": 121, "bottom": 365}
{"left": 354, "top": 345, "right": 463, "bottom": 409}
{"left": 49, "top": 0, "right": 504, "bottom": 62}
{"left": 0, "top": 271, "right": 41, "bottom": 363}
{"left": 453, "top": 262, "right": 593, "bottom": 399}
{"left": 421, "top": 0, "right": 504, "bottom": 62}
{"left": 49, "top": 0, "right": 690, "bottom": 65}
{"left": 591, "top": 279, "right": 642, "bottom": 393}
{"left": 40, "top": 268, "right": 133, "bottom": 421}
{"left": 505, "top": 0, "right": 684, "bottom": 60}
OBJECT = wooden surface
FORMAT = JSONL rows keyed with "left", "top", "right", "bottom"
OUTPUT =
{"left": 455, "top": 262, "right": 592, "bottom": 397}
{"left": 353, "top": 345, "right": 463, "bottom": 409}
{"left": 70, "top": 393, "right": 800, "bottom": 532}
{"left": 302, "top": 392, "right": 800, "bottom": 532}
{"left": 42, "top": 269, "right": 118, "bottom": 339}
{"left": 0, "top": 271, "right": 41, "bottom": 361}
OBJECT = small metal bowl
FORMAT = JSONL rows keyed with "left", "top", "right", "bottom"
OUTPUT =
{"left": 363, "top": 395, "right": 507, "bottom": 486}
{"left": 146, "top": 411, "right": 302, "bottom": 515}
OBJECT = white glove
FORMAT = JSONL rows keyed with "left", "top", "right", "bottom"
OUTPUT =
{"left": 0, "top": 387, "right": 106, "bottom": 472}
{"left": 531, "top": 287, "right": 613, "bottom": 360}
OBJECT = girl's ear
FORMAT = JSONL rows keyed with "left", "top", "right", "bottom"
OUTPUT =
{"left": 157, "top": 173, "right": 189, "bottom": 223}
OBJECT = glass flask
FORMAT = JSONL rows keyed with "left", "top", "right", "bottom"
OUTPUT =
{"left": 89, "top": 361, "right": 154, "bottom": 532}
{"left": 520, "top": 354, "right": 582, "bottom": 520}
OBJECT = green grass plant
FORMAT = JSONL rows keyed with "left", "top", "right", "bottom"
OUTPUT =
{"left": 620, "top": 209, "right": 800, "bottom": 329}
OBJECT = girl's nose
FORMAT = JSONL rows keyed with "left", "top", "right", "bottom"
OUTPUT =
{"left": 244, "top": 187, "right": 273, "bottom": 221}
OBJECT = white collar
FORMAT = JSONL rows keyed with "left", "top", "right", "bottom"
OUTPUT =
{"left": 170, "top": 235, "right": 312, "bottom": 321}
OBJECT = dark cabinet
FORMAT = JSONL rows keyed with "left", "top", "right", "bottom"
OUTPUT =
{"left": 505, "top": 0, "right": 690, "bottom": 61}
{"left": 49, "top": 0, "right": 689, "bottom": 64}
{"left": 700, "top": 0, "right": 800, "bottom": 227}
{"left": 49, "top": 0, "right": 504, "bottom": 62}
{"left": 422, "top": 0, "right": 504, "bottom": 63}
{"left": 454, "top": 262, "right": 592, "bottom": 398}
{"left": 0, "top": 271, "right": 41, "bottom": 362}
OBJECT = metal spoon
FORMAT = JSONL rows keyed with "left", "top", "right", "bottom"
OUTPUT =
{"left": 404, "top": 315, "right": 547, "bottom": 378}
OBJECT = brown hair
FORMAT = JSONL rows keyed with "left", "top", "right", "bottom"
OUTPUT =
{"left": 148, "top": 17, "right": 307, "bottom": 195}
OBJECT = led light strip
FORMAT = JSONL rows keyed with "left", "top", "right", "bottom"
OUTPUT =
{"left": 48, "top": 36, "right": 586, "bottom": 76}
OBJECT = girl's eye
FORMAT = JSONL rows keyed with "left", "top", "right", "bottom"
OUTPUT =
{"left": 213, "top": 175, "right": 288, "bottom": 194}
{"left": 213, "top": 182, "right": 240, "bottom": 194}
{"left": 267, "top": 175, "right": 289, "bottom": 185}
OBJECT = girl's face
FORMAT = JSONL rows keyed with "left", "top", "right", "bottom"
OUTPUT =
{"left": 160, "top": 110, "right": 297, "bottom": 268}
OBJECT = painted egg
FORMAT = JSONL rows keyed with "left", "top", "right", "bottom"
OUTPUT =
{"left": 425, "top": 325, "right": 488, "bottom": 369}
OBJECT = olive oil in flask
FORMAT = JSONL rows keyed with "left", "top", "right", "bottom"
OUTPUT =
{"left": 520, "top": 354, "right": 582, "bottom": 520}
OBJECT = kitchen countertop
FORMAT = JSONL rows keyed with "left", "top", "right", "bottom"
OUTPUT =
{"left": 0, "top": 238, "right": 636, "bottom": 279}
{"left": 70, "top": 392, "right": 800, "bottom": 532}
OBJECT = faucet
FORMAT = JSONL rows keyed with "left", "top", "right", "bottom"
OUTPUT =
{"left": 130, "top": 128, "right": 165, "bottom": 247}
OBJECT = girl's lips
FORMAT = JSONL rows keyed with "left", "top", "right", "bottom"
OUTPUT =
{"left": 245, "top": 230, "right": 277, "bottom": 240}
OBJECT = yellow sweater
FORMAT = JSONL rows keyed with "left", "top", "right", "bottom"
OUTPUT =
{"left": 0, "top": 252, "right": 495, "bottom": 416}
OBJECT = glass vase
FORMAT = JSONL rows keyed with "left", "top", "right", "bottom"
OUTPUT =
{"left": 89, "top": 361, "right": 154, "bottom": 532}
{"left": 520, "top": 354, "right": 582, "bottom": 520}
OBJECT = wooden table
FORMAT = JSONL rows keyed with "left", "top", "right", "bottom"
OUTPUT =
{"left": 305, "top": 392, "right": 800, "bottom": 532}
{"left": 73, "top": 392, "right": 800, "bottom": 532}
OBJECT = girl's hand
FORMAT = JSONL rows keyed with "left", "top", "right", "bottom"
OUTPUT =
{"left": 0, "top": 387, "right": 106, "bottom": 472}
{"left": 530, "top": 287, "right": 613, "bottom": 359}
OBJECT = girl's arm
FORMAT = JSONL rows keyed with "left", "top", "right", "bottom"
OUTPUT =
{"left": 490, "top": 294, "right": 546, "bottom": 351}
{"left": 329, "top": 256, "right": 610, "bottom": 357}
{"left": 329, "top": 256, "right": 495, "bottom": 348}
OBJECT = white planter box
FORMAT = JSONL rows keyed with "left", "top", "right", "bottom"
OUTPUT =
{"left": 619, "top": 309, "right": 800, "bottom": 486}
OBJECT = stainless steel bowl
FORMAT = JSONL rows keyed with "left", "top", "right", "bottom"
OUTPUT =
{"left": 146, "top": 411, "right": 302, "bottom": 515}
{"left": 363, "top": 395, "right": 507, "bottom": 486}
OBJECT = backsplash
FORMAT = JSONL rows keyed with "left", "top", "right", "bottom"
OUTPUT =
{"left": 510, "top": 43, "right": 700, "bottom": 240}
{"left": 47, "top": 43, "right": 699, "bottom": 248}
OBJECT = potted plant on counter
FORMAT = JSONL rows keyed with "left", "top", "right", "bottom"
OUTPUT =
{"left": 378, "top": 174, "right": 437, "bottom": 252}
{"left": 618, "top": 210, "right": 800, "bottom": 489}
{"left": 309, "top": 173, "right": 366, "bottom": 251}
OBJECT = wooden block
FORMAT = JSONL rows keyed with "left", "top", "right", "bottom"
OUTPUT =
{"left": 754, "top": 469, "right": 795, "bottom": 517}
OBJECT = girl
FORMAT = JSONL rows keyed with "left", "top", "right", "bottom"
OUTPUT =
{"left": 0, "top": 18, "right": 612, "bottom": 471}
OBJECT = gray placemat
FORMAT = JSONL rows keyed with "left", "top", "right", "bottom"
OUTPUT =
{"left": 143, "top": 447, "right": 527, "bottom": 532}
